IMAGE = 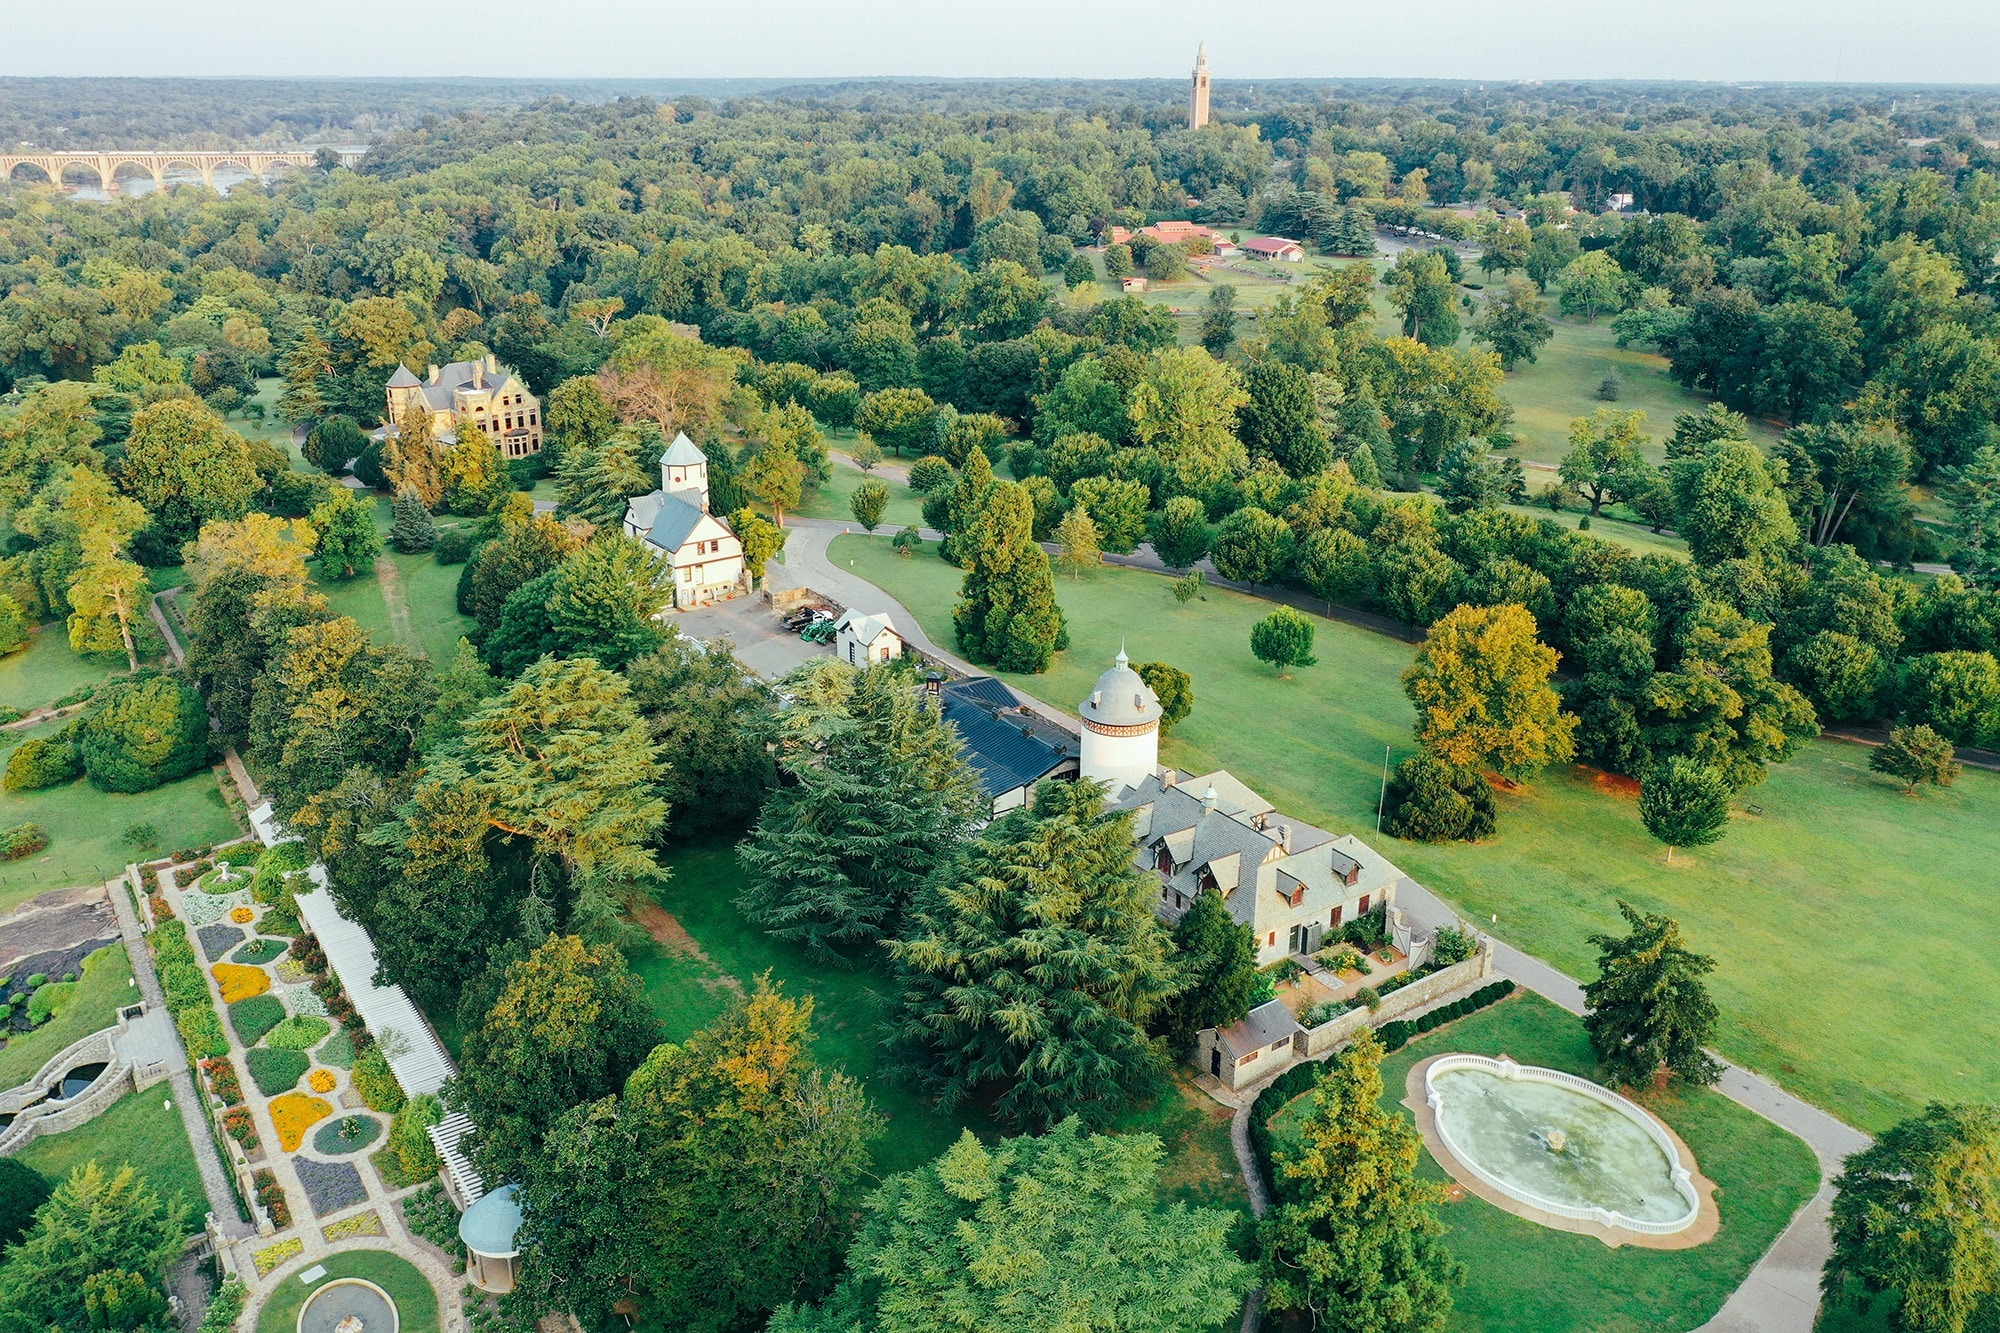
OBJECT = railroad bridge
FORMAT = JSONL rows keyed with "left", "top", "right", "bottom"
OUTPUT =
{"left": 0, "top": 148, "right": 367, "bottom": 193}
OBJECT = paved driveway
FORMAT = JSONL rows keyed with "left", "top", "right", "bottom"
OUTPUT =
{"left": 673, "top": 597, "right": 823, "bottom": 680}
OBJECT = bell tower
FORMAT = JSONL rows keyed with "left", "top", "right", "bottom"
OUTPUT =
{"left": 1189, "top": 44, "right": 1212, "bottom": 130}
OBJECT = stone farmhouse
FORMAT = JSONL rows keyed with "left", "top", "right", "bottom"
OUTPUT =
{"left": 621, "top": 433, "right": 749, "bottom": 611}
{"left": 384, "top": 355, "right": 543, "bottom": 459}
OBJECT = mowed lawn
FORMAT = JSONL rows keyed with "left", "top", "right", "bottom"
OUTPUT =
{"left": 832, "top": 534, "right": 2000, "bottom": 1133}
{"left": 309, "top": 496, "right": 477, "bottom": 665}
{"left": 254, "top": 1251, "right": 441, "bottom": 1333}
{"left": 17, "top": 1086, "right": 208, "bottom": 1233}
{"left": 793, "top": 457, "right": 927, "bottom": 532}
{"left": 0, "top": 720, "right": 239, "bottom": 905}
{"left": 636, "top": 838, "right": 1250, "bottom": 1214}
{"left": 0, "top": 626, "right": 117, "bottom": 715}
{"left": 1266, "top": 994, "right": 1820, "bottom": 1333}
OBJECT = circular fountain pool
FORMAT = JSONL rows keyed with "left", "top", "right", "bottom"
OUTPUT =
{"left": 1423, "top": 1055, "right": 1700, "bottom": 1236}
{"left": 297, "top": 1277, "right": 398, "bottom": 1333}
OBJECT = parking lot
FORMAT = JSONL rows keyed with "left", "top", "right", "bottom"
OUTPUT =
{"left": 672, "top": 595, "right": 828, "bottom": 680}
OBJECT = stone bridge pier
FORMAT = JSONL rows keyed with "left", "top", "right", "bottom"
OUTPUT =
{"left": 0, "top": 148, "right": 366, "bottom": 194}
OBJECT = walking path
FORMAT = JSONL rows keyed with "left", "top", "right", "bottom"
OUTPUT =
{"left": 105, "top": 874, "right": 253, "bottom": 1240}
{"left": 797, "top": 530, "right": 1874, "bottom": 1333}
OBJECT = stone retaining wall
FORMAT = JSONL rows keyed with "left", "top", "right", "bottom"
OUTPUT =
{"left": 0, "top": 1027, "right": 117, "bottom": 1115}
{"left": 1296, "top": 947, "right": 1494, "bottom": 1057}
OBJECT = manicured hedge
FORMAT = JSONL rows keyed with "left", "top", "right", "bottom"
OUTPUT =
{"left": 1378, "top": 980, "right": 1518, "bottom": 1053}
{"left": 151, "top": 919, "right": 227, "bottom": 1059}
{"left": 353, "top": 1045, "right": 406, "bottom": 1114}
{"left": 245, "top": 1046, "right": 308, "bottom": 1097}
{"left": 229, "top": 995, "right": 286, "bottom": 1046}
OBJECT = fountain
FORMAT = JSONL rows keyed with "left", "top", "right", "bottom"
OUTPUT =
{"left": 296, "top": 1278, "right": 397, "bottom": 1333}
{"left": 1423, "top": 1055, "right": 1701, "bottom": 1236}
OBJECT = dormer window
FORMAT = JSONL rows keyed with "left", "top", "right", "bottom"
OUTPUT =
{"left": 1289, "top": 887, "right": 1306, "bottom": 907}
{"left": 1154, "top": 844, "right": 1173, "bottom": 875}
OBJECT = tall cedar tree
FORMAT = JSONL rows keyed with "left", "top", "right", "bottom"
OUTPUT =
{"left": 738, "top": 661, "right": 983, "bottom": 957}
{"left": 1581, "top": 900, "right": 1723, "bottom": 1089}
{"left": 278, "top": 324, "right": 332, "bottom": 425}
{"left": 1240, "top": 359, "right": 1331, "bottom": 476}
{"left": 885, "top": 779, "right": 1180, "bottom": 1128}
{"left": 1823, "top": 1102, "right": 2000, "bottom": 1333}
{"left": 0, "top": 1162, "right": 186, "bottom": 1333}
{"left": 1260, "top": 1031, "right": 1463, "bottom": 1333}
{"left": 556, "top": 427, "right": 655, "bottom": 528}
{"left": 383, "top": 409, "right": 445, "bottom": 507}
{"left": 1403, "top": 602, "right": 1576, "bottom": 781}
{"left": 939, "top": 445, "right": 996, "bottom": 565}
{"left": 772, "top": 1121, "right": 1252, "bottom": 1333}
{"left": 447, "top": 934, "right": 662, "bottom": 1181}
{"left": 625, "top": 632, "right": 777, "bottom": 839}
{"left": 952, "top": 479, "right": 1069, "bottom": 673}
{"left": 1158, "top": 888, "right": 1258, "bottom": 1050}
{"left": 459, "top": 505, "right": 583, "bottom": 635}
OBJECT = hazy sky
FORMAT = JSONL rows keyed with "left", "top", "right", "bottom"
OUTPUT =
{"left": 10, "top": 0, "right": 1999, "bottom": 85}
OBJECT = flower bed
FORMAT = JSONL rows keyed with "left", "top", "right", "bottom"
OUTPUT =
{"left": 275, "top": 957, "right": 311, "bottom": 985}
{"left": 229, "top": 906, "right": 254, "bottom": 924}
{"left": 252, "top": 1167, "right": 293, "bottom": 1231}
{"left": 266, "top": 1015, "right": 332, "bottom": 1050}
{"left": 180, "top": 888, "right": 242, "bottom": 928}
{"left": 152, "top": 921, "right": 226, "bottom": 1060}
{"left": 229, "top": 994, "right": 285, "bottom": 1046}
{"left": 308, "top": 1068, "right": 336, "bottom": 1093}
{"left": 252, "top": 1236, "right": 300, "bottom": 1276}
{"left": 222, "top": 1105, "right": 262, "bottom": 1154}
{"left": 269, "top": 1091, "right": 333, "bottom": 1152}
{"left": 196, "top": 866, "right": 251, "bottom": 896}
{"left": 286, "top": 985, "right": 327, "bottom": 1018}
{"left": 401, "top": 1182, "right": 461, "bottom": 1256}
{"left": 211, "top": 962, "right": 269, "bottom": 1005}
{"left": 295, "top": 1157, "right": 366, "bottom": 1216}
{"left": 322, "top": 1210, "right": 384, "bottom": 1243}
{"left": 246, "top": 1047, "right": 308, "bottom": 1097}
{"left": 316, "top": 1029, "right": 356, "bottom": 1070}
{"left": 233, "top": 938, "right": 288, "bottom": 967}
{"left": 311, "top": 1114, "right": 382, "bottom": 1156}
{"left": 195, "top": 924, "right": 245, "bottom": 962}
{"left": 200, "top": 1056, "right": 243, "bottom": 1107}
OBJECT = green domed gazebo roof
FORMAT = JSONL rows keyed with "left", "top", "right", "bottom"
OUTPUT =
{"left": 458, "top": 1183, "right": 522, "bottom": 1259}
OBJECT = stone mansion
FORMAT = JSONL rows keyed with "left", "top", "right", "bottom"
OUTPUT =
{"left": 384, "top": 355, "right": 543, "bottom": 459}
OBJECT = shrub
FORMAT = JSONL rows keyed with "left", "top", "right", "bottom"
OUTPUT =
{"left": 266, "top": 1015, "right": 332, "bottom": 1051}
{"left": 153, "top": 921, "right": 227, "bottom": 1059}
{"left": 1597, "top": 372, "right": 1623, "bottom": 401}
{"left": 246, "top": 1047, "right": 307, "bottom": 1096}
{"left": 221, "top": 1106, "right": 260, "bottom": 1148}
{"left": 199, "top": 1281, "right": 246, "bottom": 1333}
{"left": 0, "top": 1159, "right": 50, "bottom": 1250}
{"left": 1382, "top": 752, "right": 1497, "bottom": 843}
{"left": 389, "top": 1094, "right": 444, "bottom": 1181}
{"left": 0, "top": 824, "right": 48, "bottom": 862}
{"left": 352, "top": 1045, "right": 406, "bottom": 1114}
{"left": 1342, "top": 904, "right": 1390, "bottom": 950}
{"left": 268, "top": 1091, "right": 333, "bottom": 1152}
{"left": 433, "top": 526, "right": 476, "bottom": 565}
{"left": 1432, "top": 925, "right": 1478, "bottom": 967}
{"left": 3, "top": 738, "right": 80, "bottom": 791}
{"left": 401, "top": 1182, "right": 461, "bottom": 1254}
{"left": 74, "top": 675, "right": 209, "bottom": 793}
{"left": 213, "top": 962, "right": 270, "bottom": 1005}
{"left": 1355, "top": 985, "right": 1382, "bottom": 1012}
{"left": 231, "top": 994, "right": 285, "bottom": 1045}
{"left": 27, "top": 980, "right": 73, "bottom": 1026}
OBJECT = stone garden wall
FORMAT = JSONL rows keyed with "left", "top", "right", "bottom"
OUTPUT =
{"left": 1296, "top": 947, "right": 1494, "bottom": 1058}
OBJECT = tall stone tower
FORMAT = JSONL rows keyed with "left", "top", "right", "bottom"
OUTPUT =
{"left": 1189, "top": 43, "right": 1212, "bottom": 130}
{"left": 1079, "top": 646, "right": 1163, "bottom": 796}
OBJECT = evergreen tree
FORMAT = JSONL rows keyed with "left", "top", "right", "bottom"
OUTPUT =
{"left": 939, "top": 445, "right": 997, "bottom": 565}
{"left": 886, "top": 780, "right": 1180, "bottom": 1128}
{"left": 543, "top": 534, "right": 671, "bottom": 670}
{"left": 1259, "top": 1031, "right": 1462, "bottom": 1332}
{"left": 310, "top": 484, "right": 381, "bottom": 580}
{"left": 772, "top": 1121, "right": 1252, "bottom": 1333}
{"left": 1823, "top": 1102, "right": 2000, "bottom": 1333}
{"left": 448, "top": 934, "right": 662, "bottom": 1181}
{"left": 1200, "top": 284, "right": 1238, "bottom": 356}
{"left": 0, "top": 1163, "right": 185, "bottom": 1333}
{"left": 744, "top": 435, "right": 807, "bottom": 526}
{"left": 1158, "top": 888, "right": 1257, "bottom": 1050}
{"left": 302, "top": 414, "right": 367, "bottom": 476}
{"left": 460, "top": 507, "right": 582, "bottom": 635}
{"left": 389, "top": 489, "right": 438, "bottom": 554}
{"left": 625, "top": 633, "right": 777, "bottom": 839}
{"left": 1382, "top": 752, "right": 1498, "bottom": 843}
{"left": 383, "top": 410, "right": 445, "bottom": 507}
{"left": 1582, "top": 901, "right": 1722, "bottom": 1089}
{"left": 1638, "top": 757, "right": 1732, "bottom": 861}
{"left": 74, "top": 674, "right": 207, "bottom": 794}
{"left": 739, "top": 661, "right": 983, "bottom": 958}
{"left": 555, "top": 428, "right": 655, "bottom": 528}
{"left": 1870, "top": 724, "right": 1963, "bottom": 793}
{"left": 953, "top": 480, "right": 1068, "bottom": 673}
{"left": 277, "top": 324, "right": 332, "bottom": 425}
{"left": 1240, "top": 359, "right": 1329, "bottom": 476}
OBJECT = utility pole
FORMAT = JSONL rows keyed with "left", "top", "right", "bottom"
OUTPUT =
{"left": 1376, "top": 743, "right": 1390, "bottom": 833}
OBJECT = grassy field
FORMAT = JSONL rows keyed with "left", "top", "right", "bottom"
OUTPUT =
{"left": 16, "top": 1086, "right": 207, "bottom": 1232}
{"left": 254, "top": 1250, "right": 441, "bottom": 1333}
{"left": 315, "top": 548, "right": 475, "bottom": 666}
{"left": 795, "top": 456, "right": 928, "bottom": 531}
{"left": 638, "top": 838, "right": 1249, "bottom": 1211}
{"left": 0, "top": 720, "right": 240, "bottom": 905}
{"left": 1265, "top": 993, "right": 1820, "bottom": 1333}
{"left": 0, "top": 943, "right": 133, "bottom": 1087}
{"left": 831, "top": 533, "right": 2000, "bottom": 1133}
{"left": 0, "top": 627, "right": 118, "bottom": 716}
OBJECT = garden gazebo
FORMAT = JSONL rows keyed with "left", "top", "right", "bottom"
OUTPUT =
{"left": 458, "top": 1183, "right": 523, "bottom": 1293}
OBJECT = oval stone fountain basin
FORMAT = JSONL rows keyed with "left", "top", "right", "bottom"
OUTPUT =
{"left": 1424, "top": 1055, "right": 1700, "bottom": 1235}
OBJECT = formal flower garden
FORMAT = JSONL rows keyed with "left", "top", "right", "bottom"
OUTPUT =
{"left": 142, "top": 837, "right": 461, "bottom": 1324}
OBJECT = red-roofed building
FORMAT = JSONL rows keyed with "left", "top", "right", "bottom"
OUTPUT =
{"left": 1244, "top": 236, "right": 1305, "bottom": 262}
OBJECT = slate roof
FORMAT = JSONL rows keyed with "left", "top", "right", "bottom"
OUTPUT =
{"left": 834, "top": 610, "right": 899, "bottom": 646}
{"left": 940, "top": 676, "right": 1077, "bottom": 802}
{"left": 1217, "top": 999, "right": 1301, "bottom": 1059}
{"left": 392, "top": 359, "right": 525, "bottom": 412}
{"left": 386, "top": 365, "right": 421, "bottom": 388}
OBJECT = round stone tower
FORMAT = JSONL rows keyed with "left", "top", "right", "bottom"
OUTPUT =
{"left": 1079, "top": 646, "right": 1162, "bottom": 796}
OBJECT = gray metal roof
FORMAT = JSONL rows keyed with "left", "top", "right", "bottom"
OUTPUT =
{"left": 661, "top": 432, "right": 706, "bottom": 467}
{"left": 1079, "top": 648, "right": 1162, "bottom": 728}
{"left": 940, "top": 677, "right": 1075, "bottom": 801}
{"left": 628, "top": 491, "right": 707, "bottom": 554}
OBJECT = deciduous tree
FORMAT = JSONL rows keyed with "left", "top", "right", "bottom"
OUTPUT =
{"left": 1250, "top": 606, "right": 1317, "bottom": 673}
{"left": 1870, "top": 724, "right": 1962, "bottom": 793}
{"left": 310, "top": 483, "right": 380, "bottom": 580}
{"left": 1403, "top": 603, "right": 1575, "bottom": 780}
